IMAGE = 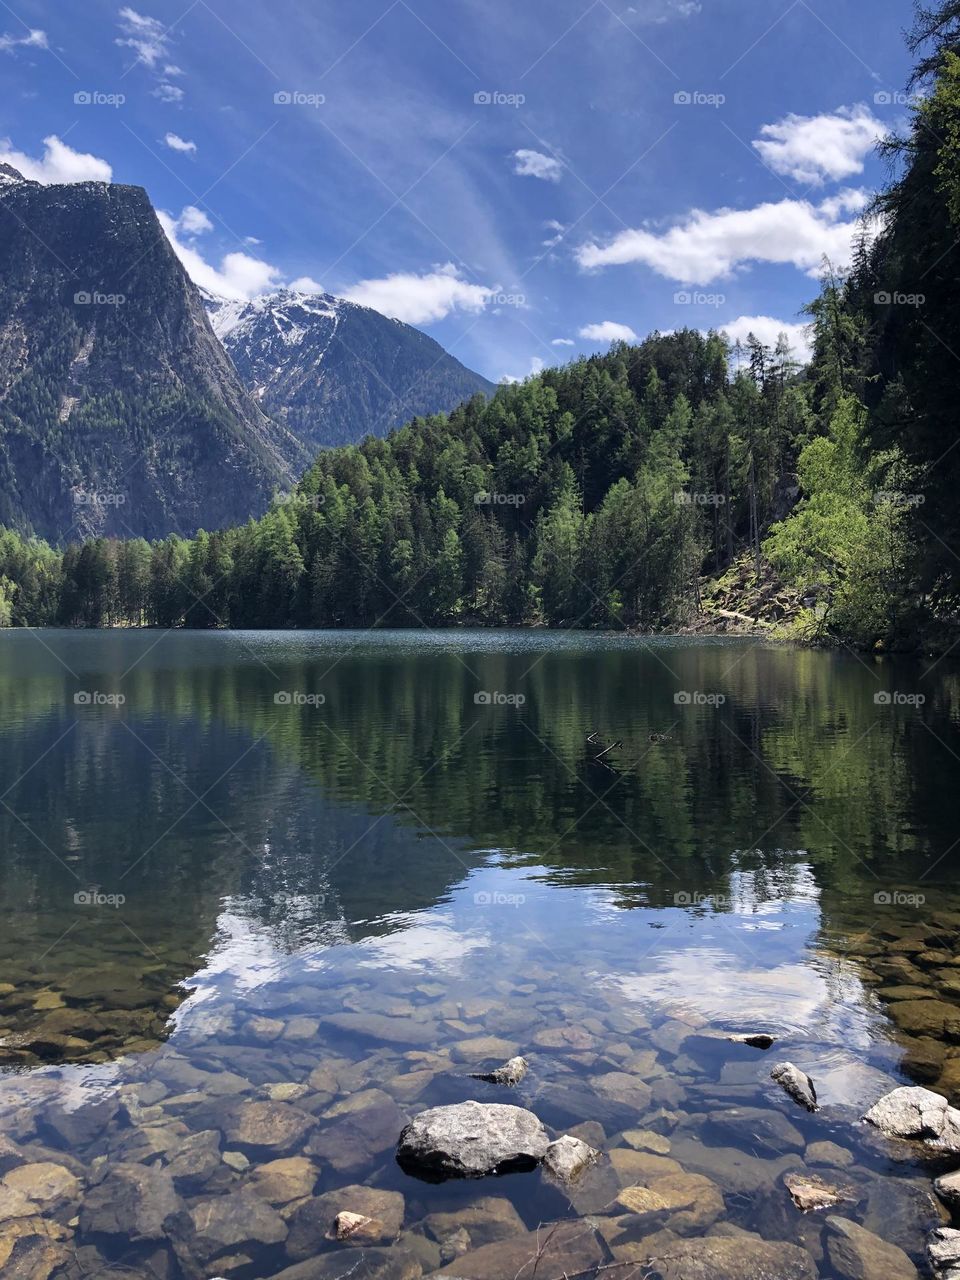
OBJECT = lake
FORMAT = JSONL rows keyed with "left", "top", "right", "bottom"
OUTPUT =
{"left": 0, "top": 629, "right": 957, "bottom": 1279}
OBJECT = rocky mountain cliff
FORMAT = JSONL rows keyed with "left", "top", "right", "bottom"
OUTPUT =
{"left": 0, "top": 166, "right": 306, "bottom": 542}
{"left": 205, "top": 288, "right": 496, "bottom": 450}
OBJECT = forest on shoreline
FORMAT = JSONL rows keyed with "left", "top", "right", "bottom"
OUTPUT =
{"left": 3, "top": 0, "right": 960, "bottom": 652}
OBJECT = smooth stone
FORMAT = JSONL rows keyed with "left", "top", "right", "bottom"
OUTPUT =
{"left": 609, "top": 1148, "right": 683, "bottom": 1184}
{"left": 888, "top": 1000, "right": 960, "bottom": 1038}
{"left": 270, "top": 1247, "right": 422, "bottom": 1280}
{"left": 388, "top": 1070, "right": 437, "bottom": 1102}
{"left": 877, "top": 986, "right": 935, "bottom": 1001}
{"left": 706, "top": 1106, "right": 805, "bottom": 1153}
{"left": 622, "top": 1129, "right": 671, "bottom": 1154}
{"left": 435, "top": 1219, "right": 609, "bottom": 1279}
{"left": 542, "top": 1135, "right": 601, "bottom": 1182}
{"left": 307, "top": 1097, "right": 404, "bottom": 1172}
{"left": 166, "top": 1129, "right": 222, "bottom": 1192}
{"left": 531, "top": 1026, "right": 597, "bottom": 1051}
{"left": 286, "top": 1185, "right": 404, "bottom": 1257}
{"left": 222, "top": 1151, "right": 249, "bottom": 1172}
{"left": 0, "top": 1186, "right": 36, "bottom": 1222}
{"left": 423, "top": 1196, "right": 526, "bottom": 1249}
{"left": 266, "top": 1083, "right": 309, "bottom": 1103}
{"left": 319, "top": 1012, "right": 437, "bottom": 1046}
{"left": 248, "top": 1157, "right": 319, "bottom": 1205}
{"left": 2, "top": 1163, "right": 79, "bottom": 1208}
{"left": 617, "top": 1185, "right": 670, "bottom": 1213}
{"left": 247, "top": 1016, "right": 285, "bottom": 1042}
{"left": 177, "top": 1189, "right": 288, "bottom": 1261}
{"left": 594, "top": 1071, "right": 653, "bottom": 1110}
{"left": 783, "top": 1171, "right": 854, "bottom": 1212}
{"left": 643, "top": 1171, "right": 725, "bottom": 1232}
{"left": 825, "top": 1215, "right": 918, "bottom": 1280}
{"left": 79, "top": 1162, "right": 180, "bottom": 1241}
{"left": 771, "top": 1062, "right": 818, "bottom": 1112}
{"left": 641, "top": 1235, "right": 817, "bottom": 1279}
{"left": 222, "top": 1100, "right": 314, "bottom": 1155}
{"left": 450, "top": 1037, "right": 519, "bottom": 1062}
{"left": 806, "top": 1140, "right": 855, "bottom": 1168}
{"left": 283, "top": 1017, "right": 320, "bottom": 1041}
{"left": 397, "top": 1101, "right": 549, "bottom": 1179}
{"left": 38, "top": 1099, "right": 119, "bottom": 1149}
{"left": 669, "top": 1137, "right": 804, "bottom": 1194}
{"left": 324, "top": 1088, "right": 395, "bottom": 1118}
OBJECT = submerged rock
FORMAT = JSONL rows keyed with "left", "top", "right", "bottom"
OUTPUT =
{"left": 728, "top": 1033, "right": 776, "bottom": 1049}
{"left": 468, "top": 1056, "right": 527, "bottom": 1086}
{"left": 863, "top": 1086, "right": 960, "bottom": 1152}
{"left": 222, "top": 1099, "right": 314, "bottom": 1155}
{"left": 772, "top": 1062, "right": 819, "bottom": 1112}
{"left": 825, "top": 1215, "right": 918, "bottom": 1280}
{"left": 783, "top": 1171, "right": 854, "bottom": 1212}
{"left": 542, "top": 1134, "right": 601, "bottom": 1183}
{"left": 641, "top": 1235, "right": 817, "bottom": 1279}
{"left": 435, "top": 1219, "right": 609, "bottom": 1279}
{"left": 333, "top": 1211, "right": 383, "bottom": 1242}
{"left": 184, "top": 1188, "right": 288, "bottom": 1261}
{"left": 397, "top": 1101, "right": 549, "bottom": 1179}
{"left": 78, "top": 1162, "right": 180, "bottom": 1241}
{"left": 286, "top": 1184, "right": 405, "bottom": 1257}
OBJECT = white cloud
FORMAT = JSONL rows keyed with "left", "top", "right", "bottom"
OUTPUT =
{"left": 719, "top": 315, "right": 813, "bottom": 363}
{"left": 163, "top": 131, "right": 196, "bottom": 154}
{"left": 159, "top": 211, "right": 283, "bottom": 300}
{"left": 0, "top": 28, "right": 47, "bottom": 53}
{"left": 818, "top": 187, "right": 870, "bottom": 219}
{"left": 624, "top": 1, "right": 701, "bottom": 23}
{"left": 0, "top": 134, "right": 112, "bottom": 184}
{"left": 153, "top": 82, "right": 184, "bottom": 103}
{"left": 499, "top": 355, "right": 547, "bottom": 384}
{"left": 579, "top": 321, "right": 638, "bottom": 343}
{"left": 163, "top": 63, "right": 183, "bottom": 76}
{"left": 116, "top": 7, "right": 170, "bottom": 69}
{"left": 342, "top": 263, "right": 496, "bottom": 324}
{"left": 175, "top": 205, "right": 212, "bottom": 235}
{"left": 552, "top": 338, "right": 575, "bottom": 346}
{"left": 752, "top": 105, "right": 884, "bottom": 185}
{"left": 289, "top": 276, "right": 324, "bottom": 293}
{"left": 512, "top": 149, "right": 563, "bottom": 182}
{"left": 576, "top": 193, "right": 865, "bottom": 285}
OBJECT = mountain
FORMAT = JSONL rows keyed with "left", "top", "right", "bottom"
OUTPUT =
{"left": 0, "top": 166, "right": 306, "bottom": 543}
{"left": 204, "top": 288, "right": 497, "bottom": 450}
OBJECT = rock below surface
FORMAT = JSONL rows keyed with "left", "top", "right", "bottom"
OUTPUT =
{"left": 863, "top": 1086, "right": 960, "bottom": 1151}
{"left": 79, "top": 1162, "right": 180, "bottom": 1241}
{"left": 435, "top": 1219, "right": 609, "bottom": 1278}
{"left": 825, "top": 1215, "right": 919, "bottom": 1280}
{"left": 771, "top": 1062, "right": 818, "bottom": 1111}
{"left": 397, "top": 1101, "right": 550, "bottom": 1179}
{"left": 222, "top": 1099, "right": 314, "bottom": 1155}
{"left": 641, "top": 1235, "right": 817, "bottom": 1279}
{"left": 783, "top": 1171, "right": 854, "bottom": 1211}
{"left": 542, "top": 1135, "right": 601, "bottom": 1182}
{"left": 286, "top": 1184, "right": 405, "bottom": 1258}
{"left": 185, "top": 1188, "right": 288, "bottom": 1261}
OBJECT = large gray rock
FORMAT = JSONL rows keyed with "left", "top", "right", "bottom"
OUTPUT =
{"left": 825, "top": 1215, "right": 918, "bottom": 1280}
{"left": 928, "top": 1226, "right": 960, "bottom": 1279}
{"left": 863, "top": 1086, "right": 960, "bottom": 1152}
{"left": 397, "top": 1101, "right": 549, "bottom": 1179}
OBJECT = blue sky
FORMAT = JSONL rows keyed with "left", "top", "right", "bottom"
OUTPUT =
{"left": 1, "top": 0, "right": 915, "bottom": 381}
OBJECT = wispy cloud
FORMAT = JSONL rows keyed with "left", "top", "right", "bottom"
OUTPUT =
{"left": 0, "top": 28, "right": 47, "bottom": 55}
{"left": 116, "top": 7, "right": 170, "bottom": 68}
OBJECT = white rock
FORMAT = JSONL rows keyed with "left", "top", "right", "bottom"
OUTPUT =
{"left": 397, "top": 1101, "right": 549, "bottom": 1179}
{"left": 542, "top": 1135, "right": 601, "bottom": 1183}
